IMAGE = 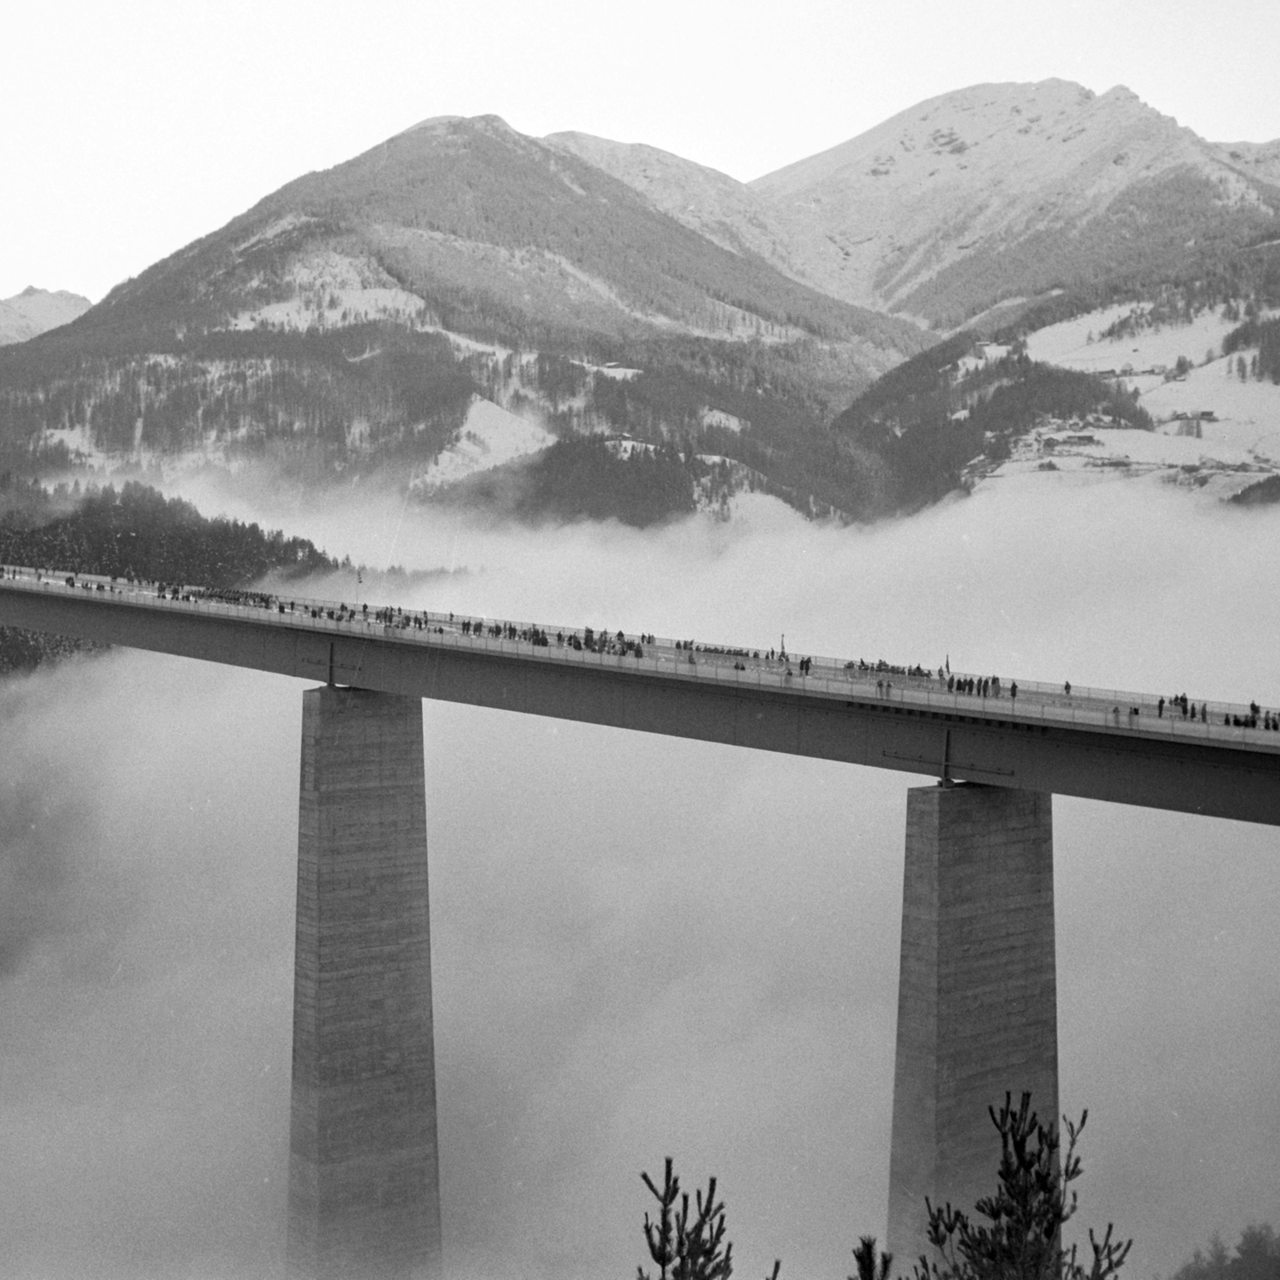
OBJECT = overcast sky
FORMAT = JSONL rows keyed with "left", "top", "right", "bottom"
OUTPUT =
{"left": 5, "top": 0, "right": 1280, "bottom": 303}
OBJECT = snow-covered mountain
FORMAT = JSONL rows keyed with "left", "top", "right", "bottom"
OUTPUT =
{"left": 563, "top": 80, "right": 1280, "bottom": 328}
{"left": 1211, "top": 138, "right": 1280, "bottom": 187}
{"left": 4, "top": 80, "right": 1280, "bottom": 526}
{"left": 0, "top": 112, "right": 932, "bottom": 526}
{"left": 544, "top": 132, "right": 801, "bottom": 271}
{"left": 0, "top": 286, "right": 92, "bottom": 345}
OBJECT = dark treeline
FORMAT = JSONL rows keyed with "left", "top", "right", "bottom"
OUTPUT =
{"left": 830, "top": 337, "right": 984, "bottom": 508}
{"left": 1169, "top": 1221, "right": 1280, "bottom": 1280}
{"left": 0, "top": 323, "right": 475, "bottom": 467}
{"left": 967, "top": 361, "right": 1151, "bottom": 449}
{"left": 0, "top": 312, "right": 902, "bottom": 522}
{"left": 434, "top": 437, "right": 697, "bottom": 527}
{"left": 832, "top": 343, "right": 1150, "bottom": 506}
{"left": 1223, "top": 316, "right": 1280, "bottom": 383}
{"left": 0, "top": 479, "right": 338, "bottom": 672}
{"left": 0, "top": 294, "right": 911, "bottom": 521}
{"left": 584, "top": 341, "right": 888, "bottom": 518}
{"left": 998, "top": 241, "right": 1280, "bottom": 347}
{"left": 1230, "top": 474, "right": 1280, "bottom": 506}
{"left": 0, "top": 479, "right": 336, "bottom": 584}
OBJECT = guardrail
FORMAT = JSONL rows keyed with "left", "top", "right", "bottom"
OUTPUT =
{"left": 3, "top": 564, "right": 1277, "bottom": 751}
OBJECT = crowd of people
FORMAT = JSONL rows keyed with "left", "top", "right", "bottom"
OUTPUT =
{"left": 4, "top": 563, "right": 1278, "bottom": 738}
{"left": 1157, "top": 694, "right": 1209, "bottom": 722}
{"left": 943, "top": 673, "right": 1014, "bottom": 699}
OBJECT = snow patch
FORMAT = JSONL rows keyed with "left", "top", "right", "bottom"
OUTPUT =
{"left": 700, "top": 407, "right": 745, "bottom": 432}
{"left": 411, "top": 397, "right": 555, "bottom": 491}
{"left": 956, "top": 341, "right": 1011, "bottom": 374}
{"left": 589, "top": 362, "right": 642, "bottom": 381}
{"left": 972, "top": 299, "right": 1280, "bottom": 501}
{"left": 230, "top": 284, "right": 427, "bottom": 332}
{"left": 228, "top": 249, "right": 427, "bottom": 331}
{"left": 604, "top": 438, "right": 652, "bottom": 460}
{"left": 1025, "top": 303, "right": 1240, "bottom": 373}
{"left": 234, "top": 214, "right": 316, "bottom": 255}
{"left": 41, "top": 424, "right": 114, "bottom": 469}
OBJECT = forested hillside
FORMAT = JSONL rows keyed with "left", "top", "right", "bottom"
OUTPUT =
{"left": 1168, "top": 1221, "right": 1280, "bottom": 1280}
{"left": 0, "top": 112, "right": 937, "bottom": 528}
{"left": 0, "top": 324, "right": 475, "bottom": 473}
{"left": 996, "top": 240, "right": 1280, "bottom": 345}
{"left": 832, "top": 341, "right": 1150, "bottom": 506}
{"left": 6, "top": 96, "right": 1280, "bottom": 529}
{"left": 1223, "top": 315, "right": 1280, "bottom": 382}
{"left": 0, "top": 481, "right": 338, "bottom": 671}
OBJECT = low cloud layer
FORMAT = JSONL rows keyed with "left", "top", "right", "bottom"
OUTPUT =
{"left": 2, "top": 476, "right": 1279, "bottom": 1278}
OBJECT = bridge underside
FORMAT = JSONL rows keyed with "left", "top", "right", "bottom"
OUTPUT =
{"left": 280, "top": 683, "right": 1060, "bottom": 1276}
{"left": 6, "top": 584, "right": 1272, "bottom": 1272}
{"left": 2, "top": 586, "right": 1278, "bottom": 823}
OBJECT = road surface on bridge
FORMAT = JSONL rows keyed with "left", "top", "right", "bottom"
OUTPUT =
{"left": 3, "top": 564, "right": 1278, "bottom": 824}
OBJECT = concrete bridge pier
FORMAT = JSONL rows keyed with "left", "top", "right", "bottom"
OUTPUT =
{"left": 887, "top": 783, "right": 1058, "bottom": 1262}
{"left": 287, "top": 685, "right": 442, "bottom": 1280}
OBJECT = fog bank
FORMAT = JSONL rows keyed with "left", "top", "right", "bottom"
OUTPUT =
{"left": 2, "top": 476, "right": 1279, "bottom": 1278}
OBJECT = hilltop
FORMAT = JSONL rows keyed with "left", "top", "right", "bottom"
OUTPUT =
{"left": 569, "top": 80, "right": 1280, "bottom": 328}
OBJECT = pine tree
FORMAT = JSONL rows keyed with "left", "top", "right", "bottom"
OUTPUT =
{"left": 637, "top": 1157, "right": 739, "bottom": 1280}
{"left": 910, "top": 1093, "right": 1131, "bottom": 1280}
{"left": 851, "top": 1235, "right": 894, "bottom": 1280}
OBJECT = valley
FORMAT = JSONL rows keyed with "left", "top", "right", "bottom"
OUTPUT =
{"left": 5, "top": 67, "right": 1280, "bottom": 1280}
{"left": 5, "top": 79, "right": 1279, "bottom": 532}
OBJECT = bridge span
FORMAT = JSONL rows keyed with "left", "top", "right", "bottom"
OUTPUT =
{"left": 2, "top": 565, "right": 1277, "bottom": 1277}
{"left": 2, "top": 567, "right": 1278, "bottom": 823}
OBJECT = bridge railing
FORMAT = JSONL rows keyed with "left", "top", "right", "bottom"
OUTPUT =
{"left": 3, "top": 566, "right": 1277, "bottom": 750}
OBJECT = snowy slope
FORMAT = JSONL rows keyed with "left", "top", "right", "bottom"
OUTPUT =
{"left": 410, "top": 397, "right": 555, "bottom": 492}
{"left": 748, "top": 80, "right": 1276, "bottom": 320}
{"left": 983, "top": 303, "right": 1280, "bottom": 499}
{"left": 545, "top": 132, "right": 801, "bottom": 271}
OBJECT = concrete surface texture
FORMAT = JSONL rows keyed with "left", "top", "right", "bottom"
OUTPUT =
{"left": 287, "top": 686, "right": 442, "bottom": 1280}
{"left": 887, "top": 783, "right": 1058, "bottom": 1260}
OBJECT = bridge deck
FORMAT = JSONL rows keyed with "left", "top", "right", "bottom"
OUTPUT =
{"left": 3, "top": 567, "right": 1279, "bottom": 824}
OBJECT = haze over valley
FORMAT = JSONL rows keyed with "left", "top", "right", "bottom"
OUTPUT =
{"left": 4, "top": 22, "right": 1280, "bottom": 1279}
{"left": 4, "top": 479, "right": 1280, "bottom": 1280}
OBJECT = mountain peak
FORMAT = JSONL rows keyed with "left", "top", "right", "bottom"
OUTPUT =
{"left": 737, "top": 77, "right": 1276, "bottom": 323}
{"left": 0, "top": 286, "right": 92, "bottom": 345}
{"left": 398, "top": 112, "right": 518, "bottom": 139}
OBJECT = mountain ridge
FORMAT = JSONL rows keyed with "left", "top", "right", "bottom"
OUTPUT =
{"left": 5, "top": 79, "right": 1280, "bottom": 528}
{"left": 0, "top": 287, "right": 93, "bottom": 346}
{"left": 558, "top": 79, "right": 1280, "bottom": 327}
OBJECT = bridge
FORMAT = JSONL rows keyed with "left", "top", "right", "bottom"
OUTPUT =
{"left": 3, "top": 565, "right": 1278, "bottom": 1278}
